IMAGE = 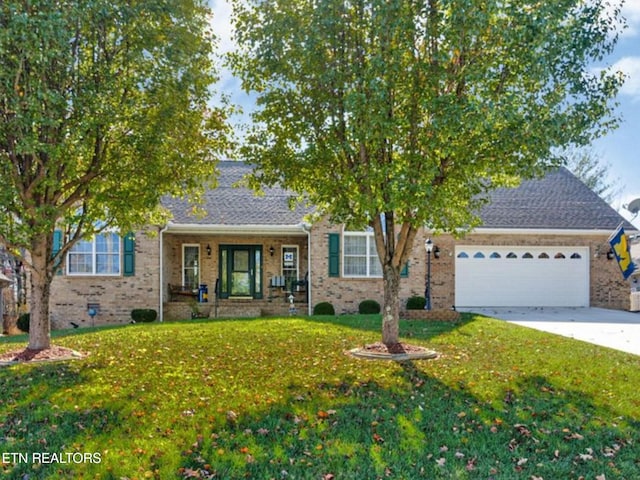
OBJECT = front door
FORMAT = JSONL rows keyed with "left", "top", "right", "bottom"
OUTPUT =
{"left": 219, "top": 245, "right": 263, "bottom": 299}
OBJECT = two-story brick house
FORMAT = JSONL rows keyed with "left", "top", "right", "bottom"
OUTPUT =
{"left": 48, "top": 161, "right": 638, "bottom": 328}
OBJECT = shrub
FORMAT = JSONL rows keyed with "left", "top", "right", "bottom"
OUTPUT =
{"left": 17, "top": 313, "right": 30, "bottom": 332}
{"left": 406, "top": 296, "right": 426, "bottom": 310}
{"left": 313, "top": 302, "right": 335, "bottom": 315}
{"left": 131, "top": 309, "right": 158, "bottom": 323}
{"left": 358, "top": 299, "right": 381, "bottom": 314}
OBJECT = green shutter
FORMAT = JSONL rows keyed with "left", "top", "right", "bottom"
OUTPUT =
{"left": 328, "top": 233, "right": 340, "bottom": 277}
{"left": 123, "top": 232, "right": 135, "bottom": 276}
{"left": 52, "top": 230, "right": 63, "bottom": 275}
{"left": 400, "top": 261, "right": 409, "bottom": 278}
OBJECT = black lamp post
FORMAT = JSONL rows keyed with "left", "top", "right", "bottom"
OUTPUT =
{"left": 424, "top": 238, "right": 433, "bottom": 310}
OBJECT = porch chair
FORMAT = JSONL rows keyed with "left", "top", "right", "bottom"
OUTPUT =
{"left": 268, "top": 275, "right": 286, "bottom": 300}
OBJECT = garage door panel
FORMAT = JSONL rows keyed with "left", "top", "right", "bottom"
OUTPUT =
{"left": 455, "top": 246, "right": 589, "bottom": 307}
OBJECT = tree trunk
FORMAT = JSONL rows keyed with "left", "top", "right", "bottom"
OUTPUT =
{"left": 381, "top": 263, "right": 401, "bottom": 347}
{"left": 28, "top": 235, "right": 53, "bottom": 350}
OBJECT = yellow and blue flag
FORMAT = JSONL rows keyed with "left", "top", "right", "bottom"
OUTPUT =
{"left": 608, "top": 225, "right": 636, "bottom": 280}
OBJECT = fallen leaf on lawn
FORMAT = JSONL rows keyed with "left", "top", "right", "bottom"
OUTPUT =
{"left": 577, "top": 452, "right": 594, "bottom": 461}
{"left": 436, "top": 457, "right": 446, "bottom": 467}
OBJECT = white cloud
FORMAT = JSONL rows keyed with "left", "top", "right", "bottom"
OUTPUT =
{"left": 209, "top": 0, "right": 234, "bottom": 54}
{"left": 611, "top": 56, "right": 640, "bottom": 98}
{"left": 622, "top": 0, "right": 640, "bottom": 36}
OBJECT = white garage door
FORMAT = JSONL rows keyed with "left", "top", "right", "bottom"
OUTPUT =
{"left": 455, "top": 246, "right": 589, "bottom": 307}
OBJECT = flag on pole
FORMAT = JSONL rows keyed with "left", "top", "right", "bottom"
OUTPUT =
{"left": 608, "top": 225, "right": 636, "bottom": 280}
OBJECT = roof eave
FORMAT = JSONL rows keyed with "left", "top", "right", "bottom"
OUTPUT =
{"left": 165, "top": 222, "right": 309, "bottom": 236}
{"left": 471, "top": 227, "right": 639, "bottom": 235}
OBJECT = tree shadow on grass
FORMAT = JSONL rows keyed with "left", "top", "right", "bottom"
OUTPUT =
{"left": 304, "top": 312, "right": 478, "bottom": 343}
{"left": 178, "top": 360, "right": 640, "bottom": 480}
{"left": 0, "top": 363, "right": 120, "bottom": 479}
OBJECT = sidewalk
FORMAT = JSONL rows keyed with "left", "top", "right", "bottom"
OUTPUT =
{"left": 460, "top": 307, "right": 640, "bottom": 356}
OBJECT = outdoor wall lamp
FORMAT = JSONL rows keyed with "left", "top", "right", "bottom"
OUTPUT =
{"left": 206, "top": 244, "right": 212, "bottom": 257}
{"left": 607, "top": 249, "right": 615, "bottom": 261}
{"left": 424, "top": 238, "right": 433, "bottom": 311}
{"left": 269, "top": 246, "right": 275, "bottom": 256}
{"left": 433, "top": 245, "right": 441, "bottom": 259}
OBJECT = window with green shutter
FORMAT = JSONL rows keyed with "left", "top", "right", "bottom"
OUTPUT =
{"left": 328, "top": 233, "right": 340, "bottom": 277}
{"left": 123, "top": 232, "right": 135, "bottom": 277}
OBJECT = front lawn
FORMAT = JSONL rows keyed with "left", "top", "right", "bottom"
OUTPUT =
{"left": 1, "top": 314, "right": 638, "bottom": 479}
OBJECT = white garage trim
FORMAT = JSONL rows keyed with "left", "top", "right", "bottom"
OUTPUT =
{"left": 455, "top": 246, "right": 589, "bottom": 307}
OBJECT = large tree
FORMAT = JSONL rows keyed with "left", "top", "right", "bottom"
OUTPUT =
{"left": 0, "top": 0, "right": 230, "bottom": 350}
{"left": 564, "top": 148, "right": 622, "bottom": 203}
{"left": 230, "top": 0, "right": 625, "bottom": 347}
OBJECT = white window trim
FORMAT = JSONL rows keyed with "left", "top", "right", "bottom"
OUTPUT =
{"left": 281, "top": 244, "right": 300, "bottom": 279}
{"left": 182, "top": 244, "right": 201, "bottom": 288}
{"left": 342, "top": 230, "right": 382, "bottom": 278}
{"left": 66, "top": 232, "right": 121, "bottom": 276}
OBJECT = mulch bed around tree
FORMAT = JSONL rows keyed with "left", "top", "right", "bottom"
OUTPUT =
{"left": 348, "top": 342, "right": 438, "bottom": 361}
{"left": 0, "top": 345, "right": 86, "bottom": 366}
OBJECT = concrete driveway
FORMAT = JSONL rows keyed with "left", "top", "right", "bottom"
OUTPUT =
{"left": 459, "top": 307, "right": 640, "bottom": 356}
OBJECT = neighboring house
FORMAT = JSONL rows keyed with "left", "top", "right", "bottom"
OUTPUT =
{"left": 49, "top": 161, "right": 638, "bottom": 328}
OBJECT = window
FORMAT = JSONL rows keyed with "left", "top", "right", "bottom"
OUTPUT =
{"left": 183, "top": 244, "right": 200, "bottom": 289}
{"left": 457, "top": 252, "right": 469, "bottom": 258}
{"left": 473, "top": 252, "right": 485, "bottom": 258}
{"left": 282, "top": 246, "right": 299, "bottom": 289}
{"left": 67, "top": 232, "right": 121, "bottom": 275}
{"left": 343, "top": 232, "right": 382, "bottom": 277}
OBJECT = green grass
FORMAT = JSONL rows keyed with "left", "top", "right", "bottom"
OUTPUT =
{"left": 1, "top": 314, "right": 639, "bottom": 479}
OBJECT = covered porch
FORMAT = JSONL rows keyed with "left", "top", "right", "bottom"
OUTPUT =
{"left": 160, "top": 224, "right": 311, "bottom": 321}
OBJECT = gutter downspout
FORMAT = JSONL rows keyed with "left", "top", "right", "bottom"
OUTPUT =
{"left": 302, "top": 223, "right": 312, "bottom": 315}
{"left": 159, "top": 224, "right": 169, "bottom": 322}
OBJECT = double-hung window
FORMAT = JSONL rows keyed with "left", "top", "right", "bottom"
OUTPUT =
{"left": 343, "top": 231, "right": 382, "bottom": 278}
{"left": 67, "top": 232, "right": 121, "bottom": 276}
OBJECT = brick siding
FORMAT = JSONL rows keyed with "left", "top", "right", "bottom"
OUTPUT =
{"left": 49, "top": 228, "right": 161, "bottom": 329}
{"left": 309, "top": 219, "right": 631, "bottom": 314}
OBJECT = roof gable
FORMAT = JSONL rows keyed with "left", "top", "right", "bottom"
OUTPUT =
{"left": 164, "top": 163, "right": 632, "bottom": 232}
{"left": 477, "top": 167, "right": 633, "bottom": 230}
{"left": 162, "top": 161, "right": 311, "bottom": 226}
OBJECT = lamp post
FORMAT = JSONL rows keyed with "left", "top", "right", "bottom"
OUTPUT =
{"left": 424, "top": 238, "right": 433, "bottom": 310}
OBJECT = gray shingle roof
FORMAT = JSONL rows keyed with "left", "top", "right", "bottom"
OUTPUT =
{"left": 164, "top": 162, "right": 632, "bottom": 232}
{"left": 477, "top": 167, "right": 634, "bottom": 230}
{"left": 162, "top": 161, "right": 311, "bottom": 226}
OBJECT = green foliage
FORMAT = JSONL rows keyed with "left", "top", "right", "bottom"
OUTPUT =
{"left": 358, "top": 299, "right": 381, "bottom": 314}
{"left": 16, "top": 313, "right": 29, "bottom": 333}
{"left": 231, "top": 0, "right": 624, "bottom": 232}
{"left": 0, "top": 316, "right": 638, "bottom": 478}
{"left": 230, "top": 0, "right": 626, "bottom": 345}
{"left": 0, "top": 0, "right": 230, "bottom": 348}
{"left": 406, "top": 295, "right": 427, "bottom": 310}
{"left": 313, "top": 301, "right": 335, "bottom": 315}
{"left": 130, "top": 309, "right": 157, "bottom": 323}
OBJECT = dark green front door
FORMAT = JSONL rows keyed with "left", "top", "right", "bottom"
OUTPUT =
{"left": 219, "top": 245, "right": 263, "bottom": 299}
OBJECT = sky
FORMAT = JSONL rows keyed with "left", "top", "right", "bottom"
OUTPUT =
{"left": 209, "top": 0, "right": 640, "bottom": 229}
